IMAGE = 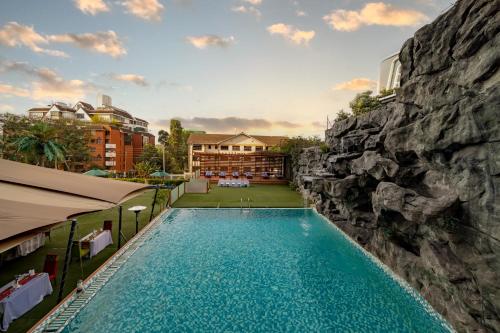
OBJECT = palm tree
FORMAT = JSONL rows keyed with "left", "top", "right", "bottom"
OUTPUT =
{"left": 15, "top": 122, "right": 65, "bottom": 168}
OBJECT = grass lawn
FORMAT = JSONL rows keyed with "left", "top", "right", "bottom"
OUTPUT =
{"left": 0, "top": 190, "right": 165, "bottom": 333}
{"left": 173, "top": 184, "right": 304, "bottom": 208}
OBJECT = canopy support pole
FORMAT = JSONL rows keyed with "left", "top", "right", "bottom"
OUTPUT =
{"left": 58, "top": 218, "right": 77, "bottom": 303}
{"left": 149, "top": 186, "right": 159, "bottom": 222}
{"left": 118, "top": 205, "right": 123, "bottom": 249}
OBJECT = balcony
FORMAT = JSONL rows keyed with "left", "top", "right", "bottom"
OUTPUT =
{"left": 105, "top": 143, "right": 116, "bottom": 149}
{"left": 105, "top": 161, "right": 116, "bottom": 166}
{"left": 105, "top": 152, "right": 116, "bottom": 157}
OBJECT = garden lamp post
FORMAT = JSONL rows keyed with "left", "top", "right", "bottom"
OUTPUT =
{"left": 128, "top": 205, "right": 147, "bottom": 234}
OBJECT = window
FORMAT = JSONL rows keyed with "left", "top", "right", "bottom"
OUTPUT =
{"left": 76, "top": 113, "right": 84, "bottom": 119}
{"left": 255, "top": 146, "right": 263, "bottom": 152}
{"left": 221, "top": 145, "right": 229, "bottom": 151}
{"left": 244, "top": 146, "right": 252, "bottom": 151}
{"left": 208, "top": 145, "right": 212, "bottom": 149}
{"left": 90, "top": 147, "right": 96, "bottom": 152}
{"left": 232, "top": 145, "right": 240, "bottom": 151}
{"left": 96, "top": 138, "right": 102, "bottom": 144}
{"left": 193, "top": 144, "right": 202, "bottom": 151}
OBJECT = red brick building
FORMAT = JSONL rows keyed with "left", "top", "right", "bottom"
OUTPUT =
{"left": 87, "top": 125, "right": 155, "bottom": 174}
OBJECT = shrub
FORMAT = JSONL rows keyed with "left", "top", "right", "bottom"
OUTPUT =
{"left": 349, "top": 90, "right": 381, "bottom": 116}
{"left": 334, "top": 109, "right": 351, "bottom": 122}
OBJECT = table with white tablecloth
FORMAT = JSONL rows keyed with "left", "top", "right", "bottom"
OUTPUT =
{"left": 16, "top": 233, "right": 45, "bottom": 256}
{"left": 89, "top": 230, "right": 113, "bottom": 258}
{"left": 0, "top": 273, "right": 53, "bottom": 331}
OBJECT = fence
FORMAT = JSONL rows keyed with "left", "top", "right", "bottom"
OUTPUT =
{"left": 169, "top": 182, "right": 185, "bottom": 205}
{"left": 185, "top": 179, "right": 209, "bottom": 193}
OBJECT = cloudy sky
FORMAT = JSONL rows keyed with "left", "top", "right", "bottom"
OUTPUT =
{"left": 0, "top": 0, "right": 453, "bottom": 137}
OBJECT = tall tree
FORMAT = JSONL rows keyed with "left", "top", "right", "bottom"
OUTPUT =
{"left": 158, "top": 129, "right": 169, "bottom": 146}
{"left": 137, "top": 144, "right": 162, "bottom": 170}
{"left": 0, "top": 113, "right": 31, "bottom": 161}
{"left": 52, "top": 120, "right": 91, "bottom": 171}
{"left": 167, "top": 119, "right": 186, "bottom": 173}
{"left": 14, "top": 121, "right": 65, "bottom": 167}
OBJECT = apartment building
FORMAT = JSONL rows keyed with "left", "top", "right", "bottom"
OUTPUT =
{"left": 27, "top": 95, "right": 155, "bottom": 173}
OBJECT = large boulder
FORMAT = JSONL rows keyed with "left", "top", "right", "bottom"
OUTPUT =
{"left": 350, "top": 151, "right": 399, "bottom": 180}
{"left": 372, "top": 182, "right": 458, "bottom": 224}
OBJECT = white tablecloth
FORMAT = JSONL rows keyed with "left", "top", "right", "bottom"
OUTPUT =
{"left": 16, "top": 233, "right": 45, "bottom": 256}
{"left": 0, "top": 273, "right": 53, "bottom": 331}
{"left": 89, "top": 230, "right": 113, "bottom": 258}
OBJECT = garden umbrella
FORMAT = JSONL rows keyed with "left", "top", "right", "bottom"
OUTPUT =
{"left": 84, "top": 168, "right": 109, "bottom": 177}
{"left": 150, "top": 171, "right": 169, "bottom": 178}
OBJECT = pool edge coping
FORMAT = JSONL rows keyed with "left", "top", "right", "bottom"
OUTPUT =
{"left": 28, "top": 207, "right": 173, "bottom": 333}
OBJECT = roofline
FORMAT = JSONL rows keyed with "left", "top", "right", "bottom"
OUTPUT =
{"left": 381, "top": 52, "right": 400, "bottom": 62}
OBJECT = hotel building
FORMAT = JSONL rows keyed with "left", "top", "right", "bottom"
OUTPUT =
{"left": 187, "top": 132, "right": 288, "bottom": 182}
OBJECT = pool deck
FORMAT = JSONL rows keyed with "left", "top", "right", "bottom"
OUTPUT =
{"left": 28, "top": 208, "right": 171, "bottom": 333}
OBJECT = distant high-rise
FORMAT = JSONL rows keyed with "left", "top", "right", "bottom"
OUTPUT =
{"left": 97, "top": 94, "right": 112, "bottom": 107}
{"left": 377, "top": 53, "right": 401, "bottom": 94}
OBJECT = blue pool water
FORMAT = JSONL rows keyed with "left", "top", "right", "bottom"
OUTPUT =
{"left": 63, "top": 209, "right": 451, "bottom": 332}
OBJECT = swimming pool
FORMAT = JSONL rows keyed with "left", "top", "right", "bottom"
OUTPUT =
{"left": 53, "top": 209, "right": 451, "bottom": 332}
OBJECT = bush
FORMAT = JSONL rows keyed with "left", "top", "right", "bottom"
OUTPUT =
{"left": 334, "top": 109, "right": 351, "bottom": 122}
{"left": 114, "top": 178, "right": 185, "bottom": 187}
{"left": 320, "top": 143, "right": 329, "bottom": 153}
{"left": 112, "top": 177, "right": 145, "bottom": 183}
{"left": 349, "top": 90, "right": 381, "bottom": 116}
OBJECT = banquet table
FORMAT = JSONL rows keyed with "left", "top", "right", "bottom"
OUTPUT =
{"left": 89, "top": 230, "right": 113, "bottom": 258}
{"left": 0, "top": 273, "right": 53, "bottom": 331}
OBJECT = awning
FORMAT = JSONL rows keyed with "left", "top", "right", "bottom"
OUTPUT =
{"left": 0, "top": 159, "right": 148, "bottom": 242}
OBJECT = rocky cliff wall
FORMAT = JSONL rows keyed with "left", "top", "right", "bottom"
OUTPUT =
{"left": 293, "top": 0, "right": 499, "bottom": 331}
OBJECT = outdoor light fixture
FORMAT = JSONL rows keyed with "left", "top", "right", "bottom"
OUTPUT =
{"left": 128, "top": 205, "right": 147, "bottom": 234}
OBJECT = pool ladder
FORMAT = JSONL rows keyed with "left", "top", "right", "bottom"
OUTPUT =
{"left": 240, "top": 197, "right": 250, "bottom": 210}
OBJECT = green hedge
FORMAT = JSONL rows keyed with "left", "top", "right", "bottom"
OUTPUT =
{"left": 112, "top": 178, "right": 184, "bottom": 187}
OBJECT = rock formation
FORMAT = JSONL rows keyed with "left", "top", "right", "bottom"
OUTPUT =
{"left": 293, "top": 0, "right": 499, "bottom": 331}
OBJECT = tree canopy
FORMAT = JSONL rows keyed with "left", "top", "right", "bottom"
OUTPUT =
{"left": 2, "top": 116, "right": 90, "bottom": 170}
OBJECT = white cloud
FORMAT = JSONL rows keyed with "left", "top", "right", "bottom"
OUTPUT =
{"left": 186, "top": 35, "right": 235, "bottom": 49}
{"left": 48, "top": 31, "right": 126, "bottom": 58}
{"left": 0, "top": 22, "right": 68, "bottom": 57}
{"left": 296, "top": 10, "right": 307, "bottom": 17}
{"left": 232, "top": 5, "right": 261, "bottom": 18}
{"left": 0, "top": 60, "right": 92, "bottom": 102}
{"left": 323, "top": 2, "right": 428, "bottom": 32}
{"left": 0, "top": 83, "right": 30, "bottom": 97}
{"left": 0, "top": 22, "right": 126, "bottom": 58}
{"left": 332, "top": 78, "right": 376, "bottom": 91}
{"left": 74, "top": 0, "right": 110, "bottom": 15}
{"left": 267, "top": 23, "right": 315, "bottom": 45}
{"left": 244, "top": 0, "right": 262, "bottom": 5}
{"left": 111, "top": 73, "right": 149, "bottom": 86}
{"left": 122, "top": 0, "right": 164, "bottom": 21}
{"left": 0, "top": 104, "right": 14, "bottom": 112}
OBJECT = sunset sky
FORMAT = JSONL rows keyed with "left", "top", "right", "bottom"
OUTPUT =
{"left": 0, "top": 0, "right": 453, "bottom": 137}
